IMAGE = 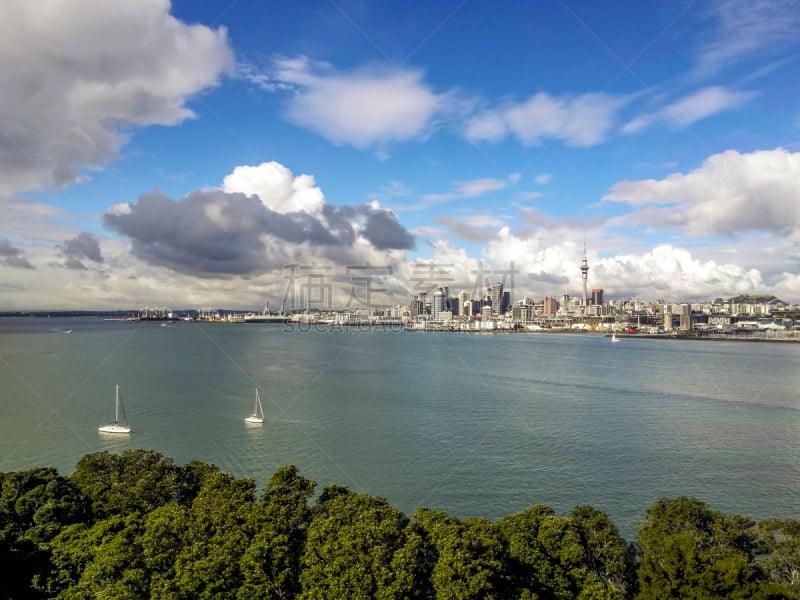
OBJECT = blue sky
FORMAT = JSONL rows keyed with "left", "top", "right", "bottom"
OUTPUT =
{"left": 1, "top": 0, "right": 799, "bottom": 310}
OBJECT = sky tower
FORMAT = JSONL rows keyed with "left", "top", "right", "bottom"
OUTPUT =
{"left": 580, "top": 239, "right": 589, "bottom": 308}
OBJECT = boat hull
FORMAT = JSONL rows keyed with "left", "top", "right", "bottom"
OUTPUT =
{"left": 244, "top": 416, "right": 263, "bottom": 424}
{"left": 98, "top": 424, "right": 131, "bottom": 434}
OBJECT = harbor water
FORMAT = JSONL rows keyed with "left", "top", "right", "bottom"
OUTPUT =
{"left": 1, "top": 317, "right": 798, "bottom": 539}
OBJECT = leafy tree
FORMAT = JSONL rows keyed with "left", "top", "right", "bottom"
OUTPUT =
{"left": 636, "top": 497, "right": 791, "bottom": 599}
{"left": 300, "top": 485, "right": 419, "bottom": 599}
{"left": 70, "top": 449, "right": 185, "bottom": 517}
{"left": 142, "top": 502, "right": 190, "bottom": 598}
{"left": 238, "top": 465, "right": 316, "bottom": 599}
{"left": 570, "top": 504, "right": 636, "bottom": 598}
{"left": 41, "top": 513, "right": 148, "bottom": 598}
{"left": 170, "top": 469, "right": 256, "bottom": 599}
{"left": 0, "top": 467, "right": 88, "bottom": 598}
{"left": 757, "top": 518, "right": 800, "bottom": 594}
{"left": 415, "top": 507, "right": 507, "bottom": 599}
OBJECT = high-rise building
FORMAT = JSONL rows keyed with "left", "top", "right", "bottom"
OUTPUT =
{"left": 591, "top": 288, "right": 604, "bottom": 306}
{"left": 543, "top": 295, "right": 558, "bottom": 317}
{"left": 489, "top": 282, "right": 504, "bottom": 316}
{"left": 431, "top": 290, "right": 446, "bottom": 320}
{"left": 457, "top": 290, "right": 471, "bottom": 318}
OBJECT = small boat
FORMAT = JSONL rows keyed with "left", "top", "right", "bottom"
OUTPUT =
{"left": 65, "top": 329, "right": 73, "bottom": 334}
{"left": 245, "top": 388, "right": 265, "bottom": 424}
{"left": 611, "top": 330, "right": 621, "bottom": 343}
{"left": 99, "top": 384, "right": 131, "bottom": 434}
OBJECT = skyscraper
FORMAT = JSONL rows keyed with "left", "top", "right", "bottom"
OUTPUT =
{"left": 489, "top": 282, "right": 504, "bottom": 316}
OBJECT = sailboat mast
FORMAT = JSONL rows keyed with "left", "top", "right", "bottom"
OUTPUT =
{"left": 115, "top": 384, "right": 120, "bottom": 423}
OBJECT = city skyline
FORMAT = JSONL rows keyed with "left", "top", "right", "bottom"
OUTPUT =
{"left": 1, "top": 1, "right": 800, "bottom": 310}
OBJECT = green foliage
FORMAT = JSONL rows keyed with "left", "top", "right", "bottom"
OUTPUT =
{"left": 570, "top": 505, "right": 636, "bottom": 598}
{"left": 170, "top": 469, "right": 256, "bottom": 599}
{"left": 415, "top": 508, "right": 507, "bottom": 599}
{"left": 0, "top": 467, "right": 88, "bottom": 598}
{"left": 757, "top": 519, "right": 800, "bottom": 594}
{"left": 300, "top": 485, "right": 418, "bottom": 599}
{"left": 635, "top": 497, "right": 795, "bottom": 599}
{"left": 4, "top": 452, "right": 800, "bottom": 599}
{"left": 238, "top": 465, "right": 316, "bottom": 599}
{"left": 70, "top": 449, "right": 188, "bottom": 517}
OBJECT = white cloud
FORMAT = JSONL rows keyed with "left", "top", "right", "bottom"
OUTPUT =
{"left": 534, "top": 173, "right": 552, "bottom": 185}
{"left": 622, "top": 86, "right": 757, "bottom": 134}
{"left": 223, "top": 161, "right": 325, "bottom": 215}
{"left": 465, "top": 92, "right": 629, "bottom": 147}
{"left": 272, "top": 56, "right": 446, "bottom": 149}
{"left": 0, "top": 0, "right": 233, "bottom": 194}
{"left": 483, "top": 223, "right": 775, "bottom": 300}
{"left": 420, "top": 174, "right": 520, "bottom": 206}
{"left": 604, "top": 148, "right": 800, "bottom": 239}
{"left": 691, "top": 0, "right": 800, "bottom": 78}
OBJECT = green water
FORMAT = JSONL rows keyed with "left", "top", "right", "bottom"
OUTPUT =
{"left": 1, "top": 317, "right": 798, "bottom": 539}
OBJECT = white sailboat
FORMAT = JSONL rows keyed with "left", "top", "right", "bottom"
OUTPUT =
{"left": 99, "top": 384, "right": 131, "bottom": 434}
{"left": 245, "top": 388, "right": 264, "bottom": 424}
{"left": 611, "top": 329, "right": 621, "bottom": 343}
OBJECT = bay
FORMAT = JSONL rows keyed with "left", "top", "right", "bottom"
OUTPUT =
{"left": 1, "top": 316, "right": 798, "bottom": 539}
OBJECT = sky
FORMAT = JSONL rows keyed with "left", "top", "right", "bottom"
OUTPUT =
{"left": 1, "top": 0, "right": 799, "bottom": 311}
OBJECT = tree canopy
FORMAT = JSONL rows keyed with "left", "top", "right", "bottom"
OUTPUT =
{"left": 1, "top": 450, "right": 797, "bottom": 599}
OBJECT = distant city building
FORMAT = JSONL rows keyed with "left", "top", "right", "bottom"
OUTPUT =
{"left": 591, "top": 288, "right": 604, "bottom": 306}
{"left": 489, "top": 282, "right": 504, "bottom": 315}
{"left": 502, "top": 291, "right": 511, "bottom": 314}
{"left": 543, "top": 295, "right": 558, "bottom": 317}
{"left": 679, "top": 303, "right": 692, "bottom": 331}
{"left": 431, "top": 290, "right": 446, "bottom": 320}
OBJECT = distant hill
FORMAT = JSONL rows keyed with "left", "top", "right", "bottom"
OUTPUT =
{"left": 727, "top": 294, "right": 784, "bottom": 305}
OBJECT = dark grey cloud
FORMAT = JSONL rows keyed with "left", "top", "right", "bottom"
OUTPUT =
{"left": 360, "top": 207, "right": 416, "bottom": 250}
{"left": 103, "top": 189, "right": 414, "bottom": 276}
{"left": 59, "top": 232, "right": 103, "bottom": 269}
{"left": 0, "top": 239, "right": 34, "bottom": 269}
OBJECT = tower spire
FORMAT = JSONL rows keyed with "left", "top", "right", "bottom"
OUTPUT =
{"left": 580, "top": 237, "right": 589, "bottom": 310}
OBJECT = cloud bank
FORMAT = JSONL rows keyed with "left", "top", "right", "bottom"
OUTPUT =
{"left": 604, "top": 148, "right": 800, "bottom": 239}
{"left": 104, "top": 162, "right": 415, "bottom": 277}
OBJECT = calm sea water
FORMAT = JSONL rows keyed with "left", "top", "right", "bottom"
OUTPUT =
{"left": 1, "top": 317, "right": 798, "bottom": 539}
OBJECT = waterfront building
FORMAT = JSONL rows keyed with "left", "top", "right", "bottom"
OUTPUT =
{"left": 679, "top": 303, "right": 692, "bottom": 331}
{"left": 490, "top": 282, "right": 504, "bottom": 316}
{"left": 457, "top": 290, "right": 471, "bottom": 318}
{"left": 431, "top": 290, "right": 446, "bottom": 320}
{"left": 543, "top": 295, "right": 558, "bottom": 317}
{"left": 512, "top": 302, "right": 534, "bottom": 322}
{"left": 502, "top": 290, "right": 511, "bottom": 314}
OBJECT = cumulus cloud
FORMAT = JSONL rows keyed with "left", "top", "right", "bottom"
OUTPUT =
{"left": 272, "top": 56, "right": 446, "bottom": 149}
{"left": 622, "top": 86, "right": 757, "bottom": 134}
{"left": 482, "top": 223, "right": 771, "bottom": 300}
{"left": 360, "top": 208, "right": 416, "bottom": 250}
{"left": 465, "top": 92, "right": 629, "bottom": 147}
{"left": 0, "top": 0, "right": 233, "bottom": 194}
{"left": 103, "top": 162, "right": 415, "bottom": 276}
{"left": 58, "top": 232, "right": 104, "bottom": 270}
{"left": 0, "top": 239, "right": 34, "bottom": 269}
{"left": 223, "top": 161, "right": 325, "bottom": 214}
{"left": 604, "top": 148, "right": 800, "bottom": 239}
